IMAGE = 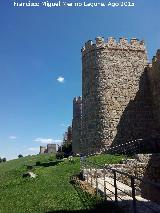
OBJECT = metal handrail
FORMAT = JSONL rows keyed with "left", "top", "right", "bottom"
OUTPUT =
{"left": 102, "top": 187, "right": 115, "bottom": 195}
{"left": 84, "top": 139, "right": 142, "bottom": 156}
{"left": 116, "top": 187, "right": 133, "bottom": 197}
{"left": 83, "top": 160, "right": 160, "bottom": 189}
{"left": 105, "top": 194, "right": 114, "bottom": 201}
{"left": 116, "top": 195, "right": 125, "bottom": 201}
{"left": 104, "top": 180, "right": 115, "bottom": 188}
{"left": 82, "top": 159, "right": 160, "bottom": 213}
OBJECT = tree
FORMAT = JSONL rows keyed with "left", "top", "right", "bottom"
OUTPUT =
{"left": 62, "top": 143, "right": 72, "bottom": 157}
{"left": 2, "top": 158, "right": 6, "bottom": 162}
{"left": 57, "top": 145, "right": 62, "bottom": 152}
{"left": 56, "top": 152, "right": 64, "bottom": 160}
{"left": 0, "top": 157, "right": 2, "bottom": 163}
{"left": 18, "top": 154, "right": 23, "bottom": 158}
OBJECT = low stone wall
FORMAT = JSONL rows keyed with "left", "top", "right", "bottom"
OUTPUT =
{"left": 139, "top": 154, "right": 160, "bottom": 203}
{"left": 105, "top": 160, "right": 147, "bottom": 189}
{"left": 83, "top": 154, "right": 160, "bottom": 203}
{"left": 105, "top": 154, "right": 160, "bottom": 203}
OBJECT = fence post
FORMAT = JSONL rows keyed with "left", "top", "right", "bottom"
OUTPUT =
{"left": 87, "top": 170, "right": 89, "bottom": 183}
{"left": 103, "top": 168, "right": 106, "bottom": 200}
{"left": 113, "top": 170, "right": 118, "bottom": 203}
{"left": 91, "top": 173, "right": 93, "bottom": 186}
{"left": 103, "top": 168, "right": 106, "bottom": 181}
{"left": 96, "top": 169, "right": 98, "bottom": 195}
{"left": 104, "top": 181, "right": 107, "bottom": 200}
{"left": 131, "top": 176, "right": 137, "bottom": 213}
{"left": 89, "top": 167, "right": 91, "bottom": 185}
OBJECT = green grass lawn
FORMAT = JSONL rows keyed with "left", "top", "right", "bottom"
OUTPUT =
{"left": 0, "top": 154, "right": 124, "bottom": 213}
{"left": 88, "top": 154, "right": 125, "bottom": 166}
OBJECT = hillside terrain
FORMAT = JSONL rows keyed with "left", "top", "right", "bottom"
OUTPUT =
{"left": 0, "top": 154, "right": 124, "bottom": 213}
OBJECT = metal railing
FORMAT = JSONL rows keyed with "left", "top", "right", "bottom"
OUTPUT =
{"left": 81, "top": 160, "right": 160, "bottom": 213}
{"left": 82, "top": 139, "right": 143, "bottom": 157}
{"left": 82, "top": 137, "right": 160, "bottom": 157}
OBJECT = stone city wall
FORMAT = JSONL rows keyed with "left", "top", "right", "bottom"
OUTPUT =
{"left": 81, "top": 36, "right": 155, "bottom": 154}
{"left": 72, "top": 96, "right": 82, "bottom": 154}
{"left": 39, "top": 146, "right": 47, "bottom": 154}
{"left": 104, "top": 154, "right": 160, "bottom": 203}
{"left": 147, "top": 49, "right": 160, "bottom": 132}
{"left": 47, "top": 144, "right": 56, "bottom": 154}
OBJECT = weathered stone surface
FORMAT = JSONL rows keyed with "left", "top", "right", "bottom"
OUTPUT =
{"left": 72, "top": 96, "right": 82, "bottom": 154}
{"left": 104, "top": 154, "right": 160, "bottom": 203}
{"left": 39, "top": 146, "right": 46, "bottom": 154}
{"left": 47, "top": 144, "right": 56, "bottom": 154}
{"left": 147, "top": 49, "right": 160, "bottom": 133}
{"left": 81, "top": 36, "right": 155, "bottom": 154}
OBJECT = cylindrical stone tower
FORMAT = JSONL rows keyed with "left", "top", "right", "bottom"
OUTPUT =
{"left": 81, "top": 36, "right": 155, "bottom": 154}
{"left": 72, "top": 96, "right": 82, "bottom": 154}
{"left": 147, "top": 50, "right": 160, "bottom": 131}
{"left": 39, "top": 146, "right": 46, "bottom": 154}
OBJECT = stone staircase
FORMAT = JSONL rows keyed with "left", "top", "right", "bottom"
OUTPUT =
{"left": 84, "top": 173, "right": 160, "bottom": 213}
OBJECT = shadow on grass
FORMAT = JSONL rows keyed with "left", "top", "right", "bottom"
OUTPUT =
{"left": 46, "top": 201, "right": 123, "bottom": 213}
{"left": 35, "top": 160, "right": 63, "bottom": 167}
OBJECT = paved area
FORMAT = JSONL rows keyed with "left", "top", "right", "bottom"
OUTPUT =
{"left": 84, "top": 172, "right": 160, "bottom": 213}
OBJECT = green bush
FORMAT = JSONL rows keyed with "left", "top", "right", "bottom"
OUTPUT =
{"left": 56, "top": 152, "right": 64, "bottom": 160}
{"left": 26, "top": 165, "right": 33, "bottom": 170}
{"left": 36, "top": 161, "right": 41, "bottom": 166}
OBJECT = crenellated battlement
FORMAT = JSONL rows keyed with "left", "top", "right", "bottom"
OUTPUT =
{"left": 153, "top": 49, "right": 160, "bottom": 63}
{"left": 156, "top": 49, "right": 160, "bottom": 60}
{"left": 147, "top": 49, "right": 160, "bottom": 70}
{"left": 81, "top": 35, "right": 152, "bottom": 155}
{"left": 81, "top": 36, "right": 146, "bottom": 54}
{"left": 73, "top": 96, "right": 82, "bottom": 104}
{"left": 147, "top": 49, "right": 160, "bottom": 135}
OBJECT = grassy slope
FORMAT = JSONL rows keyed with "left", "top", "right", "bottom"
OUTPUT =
{"left": 0, "top": 154, "right": 124, "bottom": 213}
{"left": 88, "top": 154, "right": 125, "bottom": 166}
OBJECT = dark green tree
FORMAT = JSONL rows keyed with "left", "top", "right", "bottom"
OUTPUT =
{"left": 2, "top": 158, "right": 6, "bottom": 162}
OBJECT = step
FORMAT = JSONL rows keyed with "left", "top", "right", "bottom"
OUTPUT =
{"left": 85, "top": 176, "right": 133, "bottom": 196}
{"left": 84, "top": 175, "right": 160, "bottom": 213}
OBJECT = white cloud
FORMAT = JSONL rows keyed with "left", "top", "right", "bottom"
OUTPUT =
{"left": 28, "top": 147, "right": 39, "bottom": 151}
{"left": 9, "top": 136, "right": 17, "bottom": 140}
{"left": 34, "top": 137, "right": 54, "bottom": 144}
{"left": 34, "top": 137, "right": 62, "bottom": 144}
{"left": 60, "top": 123, "right": 65, "bottom": 127}
{"left": 53, "top": 139, "right": 62, "bottom": 144}
{"left": 57, "top": 76, "right": 64, "bottom": 83}
{"left": 60, "top": 123, "right": 69, "bottom": 128}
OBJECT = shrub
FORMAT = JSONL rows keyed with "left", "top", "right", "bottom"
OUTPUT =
{"left": 56, "top": 152, "right": 64, "bottom": 160}
{"left": 2, "top": 158, "right": 6, "bottom": 162}
{"left": 36, "top": 161, "right": 41, "bottom": 166}
{"left": 26, "top": 165, "right": 33, "bottom": 170}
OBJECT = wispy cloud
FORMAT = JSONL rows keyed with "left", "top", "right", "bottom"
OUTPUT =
{"left": 34, "top": 137, "right": 62, "bottom": 144}
{"left": 53, "top": 139, "right": 62, "bottom": 144}
{"left": 60, "top": 123, "right": 68, "bottom": 127}
{"left": 9, "top": 136, "right": 17, "bottom": 140}
{"left": 28, "top": 147, "right": 39, "bottom": 151}
{"left": 57, "top": 76, "right": 65, "bottom": 83}
{"left": 34, "top": 137, "right": 54, "bottom": 144}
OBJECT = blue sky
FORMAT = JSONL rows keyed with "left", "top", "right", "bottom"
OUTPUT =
{"left": 0, "top": 0, "right": 159, "bottom": 159}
